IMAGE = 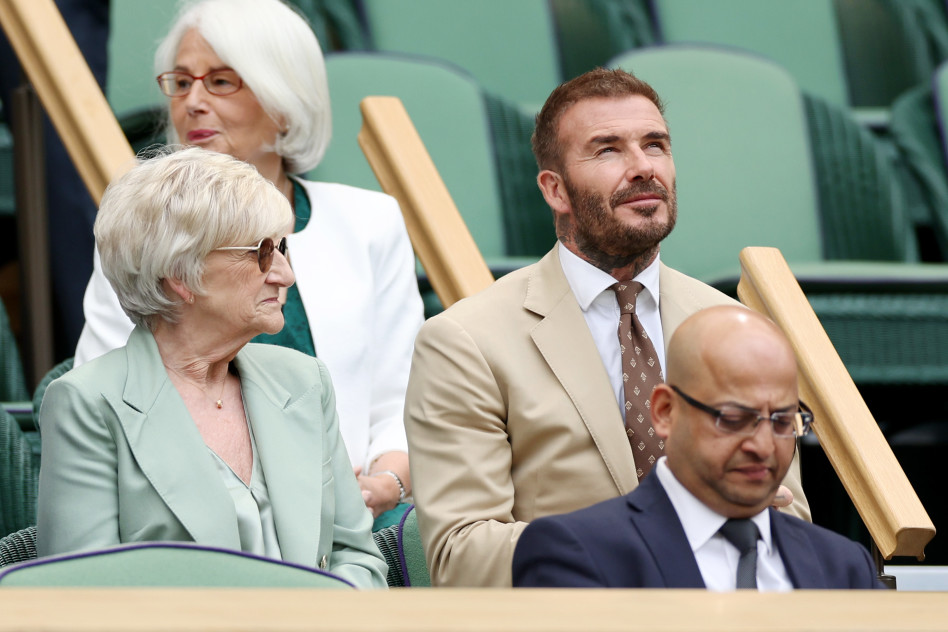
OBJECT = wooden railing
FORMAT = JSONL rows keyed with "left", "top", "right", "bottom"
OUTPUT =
{"left": 0, "top": 0, "right": 134, "bottom": 204}
{"left": 738, "top": 248, "right": 934, "bottom": 560}
{"left": 359, "top": 96, "right": 494, "bottom": 308}
{"left": 2, "top": 588, "right": 947, "bottom": 631}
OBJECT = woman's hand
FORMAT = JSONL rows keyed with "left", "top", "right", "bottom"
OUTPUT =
{"left": 354, "top": 466, "right": 400, "bottom": 518}
{"left": 353, "top": 451, "right": 411, "bottom": 518}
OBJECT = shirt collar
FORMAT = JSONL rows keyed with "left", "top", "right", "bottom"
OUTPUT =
{"left": 557, "top": 242, "right": 662, "bottom": 312}
{"left": 654, "top": 457, "right": 774, "bottom": 555}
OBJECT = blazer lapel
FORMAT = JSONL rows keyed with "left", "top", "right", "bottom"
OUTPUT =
{"left": 770, "top": 509, "right": 827, "bottom": 588}
{"left": 527, "top": 248, "right": 638, "bottom": 496}
{"left": 627, "top": 474, "right": 706, "bottom": 588}
{"left": 234, "top": 348, "right": 323, "bottom": 567}
{"left": 658, "top": 262, "right": 696, "bottom": 351}
{"left": 109, "top": 327, "right": 240, "bottom": 549}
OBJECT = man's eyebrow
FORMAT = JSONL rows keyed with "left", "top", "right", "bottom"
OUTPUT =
{"left": 586, "top": 131, "right": 672, "bottom": 146}
{"left": 587, "top": 134, "right": 621, "bottom": 146}
{"left": 644, "top": 130, "right": 671, "bottom": 143}
{"left": 719, "top": 401, "right": 798, "bottom": 413}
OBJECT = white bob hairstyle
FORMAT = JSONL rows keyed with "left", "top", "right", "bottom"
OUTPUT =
{"left": 154, "top": 0, "right": 332, "bottom": 174}
{"left": 95, "top": 147, "right": 293, "bottom": 330}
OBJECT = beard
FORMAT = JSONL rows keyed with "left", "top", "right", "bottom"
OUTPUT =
{"left": 562, "top": 175, "right": 678, "bottom": 271}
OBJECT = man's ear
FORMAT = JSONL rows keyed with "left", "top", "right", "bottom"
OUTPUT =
{"left": 537, "top": 169, "right": 571, "bottom": 216}
{"left": 650, "top": 383, "right": 675, "bottom": 440}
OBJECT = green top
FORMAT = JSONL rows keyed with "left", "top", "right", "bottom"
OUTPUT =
{"left": 250, "top": 181, "right": 316, "bottom": 356}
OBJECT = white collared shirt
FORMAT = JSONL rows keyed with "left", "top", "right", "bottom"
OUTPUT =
{"left": 558, "top": 242, "right": 664, "bottom": 414}
{"left": 654, "top": 457, "right": 794, "bottom": 591}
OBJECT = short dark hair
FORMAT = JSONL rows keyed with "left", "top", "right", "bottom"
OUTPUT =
{"left": 532, "top": 68, "right": 665, "bottom": 172}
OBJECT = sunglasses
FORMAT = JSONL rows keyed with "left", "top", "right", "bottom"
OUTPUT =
{"left": 214, "top": 236, "right": 288, "bottom": 273}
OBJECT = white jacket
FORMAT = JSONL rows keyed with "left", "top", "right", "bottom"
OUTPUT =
{"left": 75, "top": 178, "right": 425, "bottom": 470}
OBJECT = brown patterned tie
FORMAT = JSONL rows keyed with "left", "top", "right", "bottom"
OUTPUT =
{"left": 613, "top": 282, "right": 664, "bottom": 479}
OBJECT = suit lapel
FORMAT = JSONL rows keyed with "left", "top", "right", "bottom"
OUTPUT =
{"left": 235, "top": 348, "right": 322, "bottom": 567}
{"left": 626, "top": 474, "right": 707, "bottom": 588}
{"left": 658, "top": 263, "right": 696, "bottom": 351}
{"left": 527, "top": 248, "right": 638, "bottom": 495}
{"left": 770, "top": 509, "right": 827, "bottom": 588}
{"left": 110, "top": 328, "right": 240, "bottom": 549}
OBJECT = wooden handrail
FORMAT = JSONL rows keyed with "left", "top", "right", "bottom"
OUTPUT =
{"left": 0, "top": 0, "right": 133, "bottom": 205}
{"left": 358, "top": 96, "right": 494, "bottom": 309}
{"left": 738, "top": 247, "right": 935, "bottom": 560}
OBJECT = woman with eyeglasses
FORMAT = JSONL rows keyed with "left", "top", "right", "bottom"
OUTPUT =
{"left": 74, "top": 0, "right": 422, "bottom": 526}
{"left": 38, "top": 148, "right": 387, "bottom": 587}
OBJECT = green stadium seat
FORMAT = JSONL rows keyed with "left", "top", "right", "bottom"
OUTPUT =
{"left": 609, "top": 46, "right": 948, "bottom": 388}
{"left": 313, "top": 52, "right": 549, "bottom": 277}
{"left": 890, "top": 59, "right": 948, "bottom": 261}
{"left": 0, "top": 541, "right": 354, "bottom": 587}
{"left": 361, "top": 0, "right": 561, "bottom": 111}
{"left": 653, "top": 0, "right": 849, "bottom": 107}
{"left": 0, "top": 407, "right": 38, "bottom": 538}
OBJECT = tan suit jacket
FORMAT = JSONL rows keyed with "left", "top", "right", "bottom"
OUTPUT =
{"left": 404, "top": 247, "right": 809, "bottom": 587}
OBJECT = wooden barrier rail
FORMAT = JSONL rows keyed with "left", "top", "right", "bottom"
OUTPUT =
{"left": 0, "top": 0, "right": 133, "bottom": 205}
{"left": 738, "top": 247, "right": 934, "bottom": 559}
{"left": 359, "top": 96, "right": 494, "bottom": 308}
{"left": 1, "top": 588, "right": 947, "bottom": 631}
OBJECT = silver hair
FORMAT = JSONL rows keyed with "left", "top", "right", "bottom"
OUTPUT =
{"left": 95, "top": 146, "right": 293, "bottom": 329}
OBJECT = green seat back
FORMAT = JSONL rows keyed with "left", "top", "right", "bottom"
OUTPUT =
{"left": 371, "top": 505, "right": 429, "bottom": 588}
{"left": 550, "top": 0, "right": 657, "bottom": 82}
{"left": 835, "top": 0, "right": 948, "bottom": 109}
{"left": 928, "top": 61, "right": 948, "bottom": 254}
{"left": 610, "top": 46, "right": 820, "bottom": 282}
{"left": 107, "top": 0, "right": 178, "bottom": 115}
{"left": 0, "top": 299, "right": 27, "bottom": 403}
{"left": 398, "top": 506, "right": 429, "bottom": 587}
{"left": 0, "top": 542, "right": 353, "bottom": 587}
{"left": 361, "top": 0, "right": 560, "bottom": 110}
{"left": 653, "top": 0, "right": 849, "bottom": 107}
{"left": 31, "top": 357, "right": 73, "bottom": 432}
{"left": 313, "top": 53, "right": 505, "bottom": 258}
{"left": 803, "top": 92, "right": 915, "bottom": 262}
{"left": 0, "top": 525, "right": 36, "bottom": 568}
{"left": 0, "top": 408, "right": 37, "bottom": 537}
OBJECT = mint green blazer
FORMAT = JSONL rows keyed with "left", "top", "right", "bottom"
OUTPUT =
{"left": 37, "top": 327, "right": 387, "bottom": 588}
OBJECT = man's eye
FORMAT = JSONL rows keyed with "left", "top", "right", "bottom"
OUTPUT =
{"left": 717, "top": 413, "right": 753, "bottom": 430}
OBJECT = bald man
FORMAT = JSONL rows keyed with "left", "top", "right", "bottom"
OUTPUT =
{"left": 513, "top": 306, "right": 883, "bottom": 590}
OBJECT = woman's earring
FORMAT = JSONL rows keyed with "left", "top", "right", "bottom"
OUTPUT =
{"left": 187, "top": 294, "right": 195, "bottom": 304}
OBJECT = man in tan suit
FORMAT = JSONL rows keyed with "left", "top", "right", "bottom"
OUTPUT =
{"left": 404, "top": 68, "right": 809, "bottom": 587}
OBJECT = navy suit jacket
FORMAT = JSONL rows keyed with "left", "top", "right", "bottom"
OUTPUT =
{"left": 513, "top": 471, "right": 883, "bottom": 589}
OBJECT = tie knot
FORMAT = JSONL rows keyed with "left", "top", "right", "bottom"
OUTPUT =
{"left": 719, "top": 518, "right": 759, "bottom": 554}
{"left": 612, "top": 281, "right": 645, "bottom": 315}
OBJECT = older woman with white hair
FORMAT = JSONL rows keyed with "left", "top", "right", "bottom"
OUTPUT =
{"left": 74, "top": 0, "right": 422, "bottom": 526}
{"left": 38, "top": 148, "right": 387, "bottom": 588}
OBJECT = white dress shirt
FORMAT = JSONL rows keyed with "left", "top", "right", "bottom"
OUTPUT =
{"left": 558, "top": 242, "right": 665, "bottom": 414}
{"left": 654, "top": 457, "right": 794, "bottom": 591}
